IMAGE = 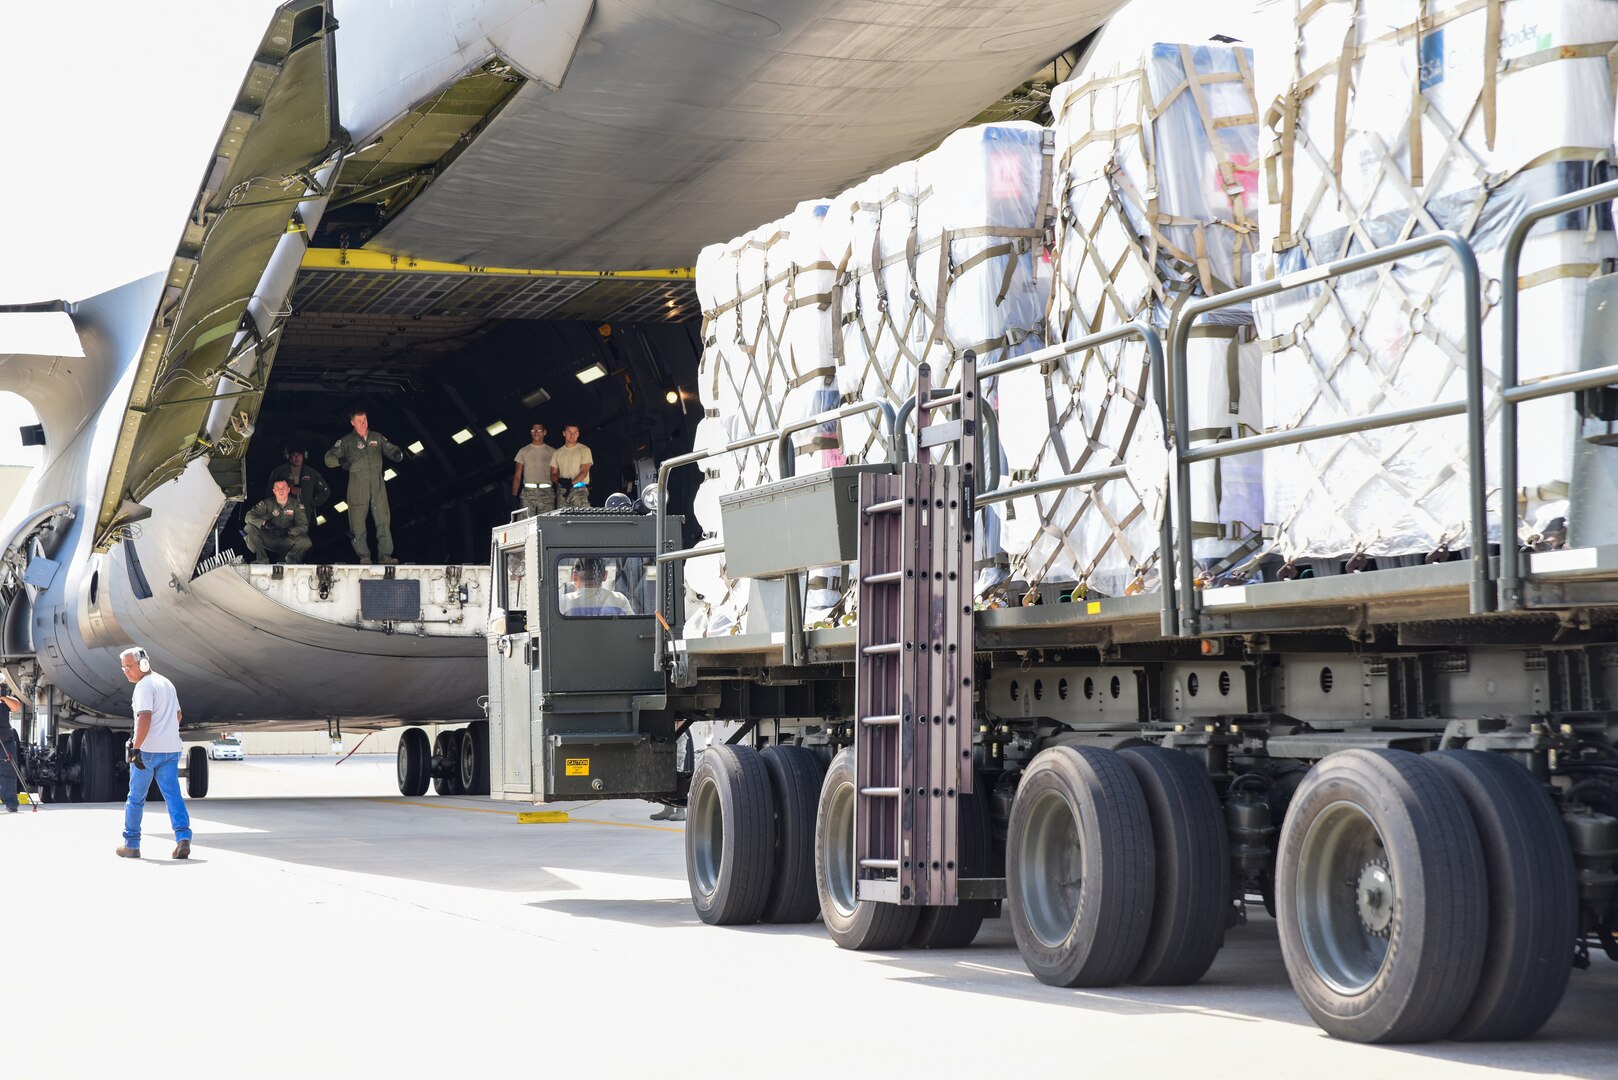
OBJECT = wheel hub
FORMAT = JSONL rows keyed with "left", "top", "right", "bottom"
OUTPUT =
{"left": 1354, "top": 858, "right": 1394, "bottom": 937}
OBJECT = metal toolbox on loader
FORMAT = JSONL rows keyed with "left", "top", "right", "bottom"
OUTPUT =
{"left": 717, "top": 464, "right": 895, "bottom": 579}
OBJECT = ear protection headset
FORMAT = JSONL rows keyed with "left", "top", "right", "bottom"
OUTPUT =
{"left": 134, "top": 648, "right": 151, "bottom": 674}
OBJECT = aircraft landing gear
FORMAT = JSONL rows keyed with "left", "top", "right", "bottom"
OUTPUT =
{"left": 395, "top": 723, "right": 490, "bottom": 798}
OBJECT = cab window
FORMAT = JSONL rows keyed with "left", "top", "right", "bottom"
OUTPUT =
{"left": 555, "top": 555, "right": 650, "bottom": 619}
{"left": 500, "top": 547, "right": 528, "bottom": 611}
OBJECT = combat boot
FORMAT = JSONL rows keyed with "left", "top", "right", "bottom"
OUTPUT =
{"left": 115, "top": 846, "right": 140, "bottom": 859}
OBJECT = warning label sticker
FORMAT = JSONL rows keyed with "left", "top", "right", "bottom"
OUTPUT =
{"left": 565, "top": 758, "right": 590, "bottom": 777}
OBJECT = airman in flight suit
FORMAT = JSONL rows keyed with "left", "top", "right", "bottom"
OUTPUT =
{"left": 324, "top": 409, "right": 405, "bottom": 565}
{"left": 244, "top": 480, "right": 311, "bottom": 564}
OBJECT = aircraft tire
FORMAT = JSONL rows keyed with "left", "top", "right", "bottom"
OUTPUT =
{"left": 66, "top": 729, "right": 87, "bottom": 802}
{"left": 433, "top": 729, "right": 464, "bottom": 796}
{"left": 186, "top": 745, "right": 209, "bottom": 799}
{"left": 397, "top": 728, "right": 431, "bottom": 796}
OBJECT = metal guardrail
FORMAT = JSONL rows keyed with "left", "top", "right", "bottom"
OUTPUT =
{"left": 969, "top": 323, "right": 1175, "bottom": 638}
{"left": 1497, "top": 178, "right": 1618, "bottom": 611}
{"left": 1169, "top": 231, "right": 1484, "bottom": 635}
{"left": 653, "top": 181, "right": 1618, "bottom": 656}
{"left": 651, "top": 398, "right": 896, "bottom": 669}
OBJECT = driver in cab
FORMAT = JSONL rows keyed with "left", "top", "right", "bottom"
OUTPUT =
{"left": 559, "top": 557, "right": 634, "bottom": 616}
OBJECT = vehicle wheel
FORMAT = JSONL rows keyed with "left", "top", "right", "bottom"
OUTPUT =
{"left": 1276, "top": 749, "right": 1487, "bottom": 1044}
{"left": 457, "top": 726, "right": 480, "bottom": 794}
{"left": 432, "top": 730, "right": 464, "bottom": 796}
{"left": 1007, "top": 745, "right": 1154, "bottom": 986}
{"left": 1119, "top": 745, "right": 1229, "bottom": 985}
{"left": 758, "top": 744, "right": 825, "bottom": 924}
{"left": 397, "top": 728, "right": 431, "bottom": 797}
{"left": 909, "top": 776, "right": 995, "bottom": 948}
{"left": 79, "top": 731, "right": 114, "bottom": 806}
{"left": 66, "top": 729, "right": 86, "bottom": 802}
{"left": 686, "top": 744, "right": 776, "bottom": 925}
{"left": 815, "top": 748, "right": 919, "bottom": 949}
{"left": 1428, "top": 750, "right": 1578, "bottom": 1040}
{"left": 459, "top": 722, "right": 490, "bottom": 796}
{"left": 186, "top": 745, "right": 209, "bottom": 799}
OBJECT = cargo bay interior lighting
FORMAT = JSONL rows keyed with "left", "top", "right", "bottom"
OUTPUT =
{"left": 333, "top": 502, "right": 348, "bottom": 513}
{"left": 384, "top": 468, "right": 398, "bottom": 482}
{"left": 315, "top": 515, "right": 327, "bottom": 526}
{"left": 485, "top": 420, "right": 508, "bottom": 436}
{"left": 406, "top": 440, "right": 424, "bottom": 456}
{"left": 575, "top": 362, "right": 607, "bottom": 384}
{"left": 451, "top": 428, "right": 473, "bottom": 444}
{"left": 664, "top": 389, "right": 679, "bottom": 405}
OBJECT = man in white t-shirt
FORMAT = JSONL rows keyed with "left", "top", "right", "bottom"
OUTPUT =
{"left": 115, "top": 646, "right": 193, "bottom": 860}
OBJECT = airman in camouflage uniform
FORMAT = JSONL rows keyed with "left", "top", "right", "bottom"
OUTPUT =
{"left": 551, "top": 424, "right": 593, "bottom": 509}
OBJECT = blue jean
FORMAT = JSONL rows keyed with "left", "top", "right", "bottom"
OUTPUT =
{"left": 123, "top": 750, "right": 191, "bottom": 849}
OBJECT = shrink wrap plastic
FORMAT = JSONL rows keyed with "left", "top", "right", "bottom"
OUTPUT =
{"left": 1009, "top": 43, "right": 1263, "bottom": 596}
{"left": 1255, "top": 0, "right": 1618, "bottom": 560}
{"left": 688, "top": 124, "right": 1050, "bottom": 631}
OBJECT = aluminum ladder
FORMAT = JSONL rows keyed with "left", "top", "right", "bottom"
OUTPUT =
{"left": 853, "top": 352, "right": 978, "bottom": 906}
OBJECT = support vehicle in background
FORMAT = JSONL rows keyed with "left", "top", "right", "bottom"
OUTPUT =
{"left": 483, "top": 190, "right": 1618, "bottom": 1045}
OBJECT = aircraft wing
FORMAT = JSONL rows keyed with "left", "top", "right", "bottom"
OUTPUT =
{"left": 94, "top": 0, "right": 340, "bottom": 549}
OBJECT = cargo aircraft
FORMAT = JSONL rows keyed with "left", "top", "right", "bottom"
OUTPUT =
{"left": 0, "top": 0, "right": 1125, "bottom": 798}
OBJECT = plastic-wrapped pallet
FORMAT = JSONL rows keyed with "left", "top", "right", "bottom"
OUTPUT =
{"left": 1256, "top": 0, "right": 1618, "bottom": 561}
{"left": 828, "top": 124, "right": 1053, "bottom": 594}
{"left": 1001, "top": 42, "right": 1262, "bottom": 597}
{"left": 688, "top": 201, "right": 845, "bottom": 634}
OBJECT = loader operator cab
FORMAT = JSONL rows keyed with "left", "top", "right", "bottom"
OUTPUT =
{"left": 486, "top": 506, "right": 683, "bottom": 804}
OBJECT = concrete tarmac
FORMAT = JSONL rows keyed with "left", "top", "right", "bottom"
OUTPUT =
{"left": 6, "top": 756, "right": 1616, "bottom": 1079}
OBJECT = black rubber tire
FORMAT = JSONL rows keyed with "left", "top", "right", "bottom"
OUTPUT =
{"left": 66, "top": 728, "right": 86, "bottom": 802}
{"left": 186, "top": 745, "right": 209, "bottom": 799}
{"left": 457, "top": 725, "right": 479, "bottom": 794}
{"left": 432, "top": 729, "right": 463, "bottom": 796}
{"left": 1007, "top": 745, "right": 1155, "bottom": 986}
{"left": 815, "top": 747, "right": 919, "bottom": 949}
{"left": 1119, "top": 744, "right": 1230, "bottom": 985}
{"left": 1428, "top": 750, "right": 1578, "bottom": 1041}
{"left": 758, "top": 744, "right": 825, "bottom": 924}
{"left": 397, "top": 728, "right": 431, "bottom": 797}
{"left": 686, "top": 744, "right": 776, "bottom": 925}
{"left": 909, "top": 776, "right": 995, "bottom": 949}
{"left": 1276, "top": 749, "right": 1487, "bottom": 1044}
{"left": 466, "top": 720, "right": 491, "bottom": 796}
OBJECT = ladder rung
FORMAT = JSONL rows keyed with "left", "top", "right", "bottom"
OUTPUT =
{"left": 864, "top": 498, "right": 904, "bottom": 516}
{"left": 862, "top": 642, "right": 903, "bottom": 656}
{"left": 860, "top": 714, "right": 901, "bottom": 726}
{"left": 860, "top": 859, "right": 900, "bottom": 870}
{"left": 864, "top": 570, "right": 904, "bottom": 585}
{"left": 920, "top": 391, "right": 963, "bottom": 411}
{"left": 860, "top": 787, "right": 901, "bottom": 797}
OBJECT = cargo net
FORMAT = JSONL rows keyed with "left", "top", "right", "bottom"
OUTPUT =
{"left": 999, "top": 43, "right": 1264, "bottom": 599}
{"left": 1254, "top": 0, "right": 1618, "bottom": 564}
{"left": 685, "top": 123, "right": 1054, "bottom": 634}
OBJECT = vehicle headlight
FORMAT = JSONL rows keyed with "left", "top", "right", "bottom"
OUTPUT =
{"left": 640, "top": 482, "right": 661, "bottom": 512}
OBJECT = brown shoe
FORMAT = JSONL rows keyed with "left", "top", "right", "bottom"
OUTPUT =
{"left": 115, "top": 846, "right": 140, "bottom": 859}
{"left": 172, "top": 840, "right": 191, "bottom": 860}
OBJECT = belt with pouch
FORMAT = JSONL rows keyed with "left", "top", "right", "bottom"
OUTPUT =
{"left": 523, "top": 482, "right": 552, "bottom": 489}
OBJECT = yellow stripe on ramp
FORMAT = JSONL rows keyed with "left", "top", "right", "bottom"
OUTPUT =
{"left": 517, "top": 810, "right": 569, "bottom": 824}
{"left": 362, "top": 798, "right": 682, "bottom": 833}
